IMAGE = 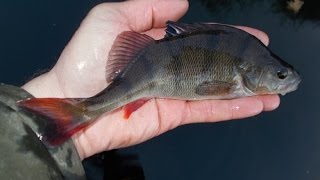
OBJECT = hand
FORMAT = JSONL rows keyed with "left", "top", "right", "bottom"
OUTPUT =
{"left": 22, "top": 0, "right": 280, "bottom": 160}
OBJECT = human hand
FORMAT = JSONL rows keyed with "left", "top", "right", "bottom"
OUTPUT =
{"left": 22, "top": 0, "right": 280, "bottom": 160}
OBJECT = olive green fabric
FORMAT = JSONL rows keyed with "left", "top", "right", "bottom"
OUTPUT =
{"left": 0, "top": 84, "right": 85, "bottom": 179}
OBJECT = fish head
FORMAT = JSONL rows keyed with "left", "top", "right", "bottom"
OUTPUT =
{"left": 239, "top": 52, "right": 301, "bottom": 96}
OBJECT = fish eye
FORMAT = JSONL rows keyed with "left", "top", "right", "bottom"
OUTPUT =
{"left": 277, "top": 68, "right": 288, "bottom": 79}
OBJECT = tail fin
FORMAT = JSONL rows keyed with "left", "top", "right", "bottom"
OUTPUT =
{"left": 18, "top": 98, "right": 90, "bottom": 147}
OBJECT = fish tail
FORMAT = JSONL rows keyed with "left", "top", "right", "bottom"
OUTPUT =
{"left": 18, "top": 98, "right": 90, "bottom": 146}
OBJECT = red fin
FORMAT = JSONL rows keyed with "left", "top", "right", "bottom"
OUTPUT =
{"left": 106, "top": 31, "right": 155, "bottom": 83}
{"left": 122, "top": 99, "right": 150, "bottom": 119}
{"left": 18, "top": 98, "right": 89, "bottom": 146}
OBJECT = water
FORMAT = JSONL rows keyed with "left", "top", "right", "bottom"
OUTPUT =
{"left": 1, "top": 0, "right": 320, "bottom": 179}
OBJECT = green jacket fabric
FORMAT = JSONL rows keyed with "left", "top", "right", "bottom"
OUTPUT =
{"left": 0, "top": 84, "right": 85, "bottom": 179}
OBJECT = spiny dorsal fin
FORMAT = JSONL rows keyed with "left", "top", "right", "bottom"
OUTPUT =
{"left": 165, "top": 21, "right": 234, "bottom": 38}
{"left": 106, "top": 31, "right": 155, "bottom": 83}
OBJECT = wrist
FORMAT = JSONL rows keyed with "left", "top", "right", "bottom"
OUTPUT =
{"left": 21, "top": 69, "right": 94, "bottom": 160}
{"left": 72, "top": 135, "right": 86, "bottom": 160}
{"left": 22, "top": 70, "right": 65, "bottom": 98}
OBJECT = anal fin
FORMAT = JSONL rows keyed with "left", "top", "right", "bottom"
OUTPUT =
{"left": 122, "top": 99, "right": 150, "bottom": 119}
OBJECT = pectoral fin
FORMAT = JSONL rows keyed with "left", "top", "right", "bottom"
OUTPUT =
{"left": 195, "top": 80, "right": 235, "bottom": 96}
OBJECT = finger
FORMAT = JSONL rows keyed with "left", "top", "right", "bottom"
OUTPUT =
{"left": 144, "top": 28, "right": 166, "bottom": 40}
{"left": 145, "top": 26, "right": 270, "bottom": 45}
{"left": 96, "top": 0, "right": 189, "bottom": 32}
{"left": 254, "top": 95, "right": 280, "bottom": 111}
{"left": 180, "top": 97, "right": 264, "bottom": 125}
{"left": 237, "top": 26, "right": 269, "bottom": 46}
{"left": 117, "top": 0, "right": 189, "bottom": 32}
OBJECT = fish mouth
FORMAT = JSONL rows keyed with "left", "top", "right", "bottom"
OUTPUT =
{"left": 278, "top": 73, "right": 301, "bottom": 95}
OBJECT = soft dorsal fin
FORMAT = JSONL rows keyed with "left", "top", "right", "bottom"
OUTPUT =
{"left": 106, "top": 31, "right": 154, "bottom": 83}
{"left": 165, "top": 21, "right": 233, "bottom": 38}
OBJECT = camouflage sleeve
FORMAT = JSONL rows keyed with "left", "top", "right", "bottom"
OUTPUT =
{"left": 0, "top": 83, "right": 86, "bottom": 180}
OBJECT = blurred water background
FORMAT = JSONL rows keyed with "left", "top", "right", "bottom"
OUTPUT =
{"left": 1, "top": 0, "right": 319, "bottom": 179}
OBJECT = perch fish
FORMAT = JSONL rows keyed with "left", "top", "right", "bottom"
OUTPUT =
{"left": 18, "top": 21, "right": 301, "bottom": 146}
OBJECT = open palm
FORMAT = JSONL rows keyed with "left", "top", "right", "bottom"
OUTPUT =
{"left": 22, "top": 0, "right": 280, "bottom": 159}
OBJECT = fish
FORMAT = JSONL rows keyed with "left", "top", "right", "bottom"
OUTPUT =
{"left": 18, "top": 21, "right": 301, "bottom": 146}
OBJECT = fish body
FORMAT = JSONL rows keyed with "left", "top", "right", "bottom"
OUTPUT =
{"left": 19, "top": 21, "right": 301, "bottom": 146}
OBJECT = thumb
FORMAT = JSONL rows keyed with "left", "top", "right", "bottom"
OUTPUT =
{"left": 52, "top": 0, "right": 189, "bottom": 97}
{"left": 114, "top": 0, "right": 189, "bottom": 32}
